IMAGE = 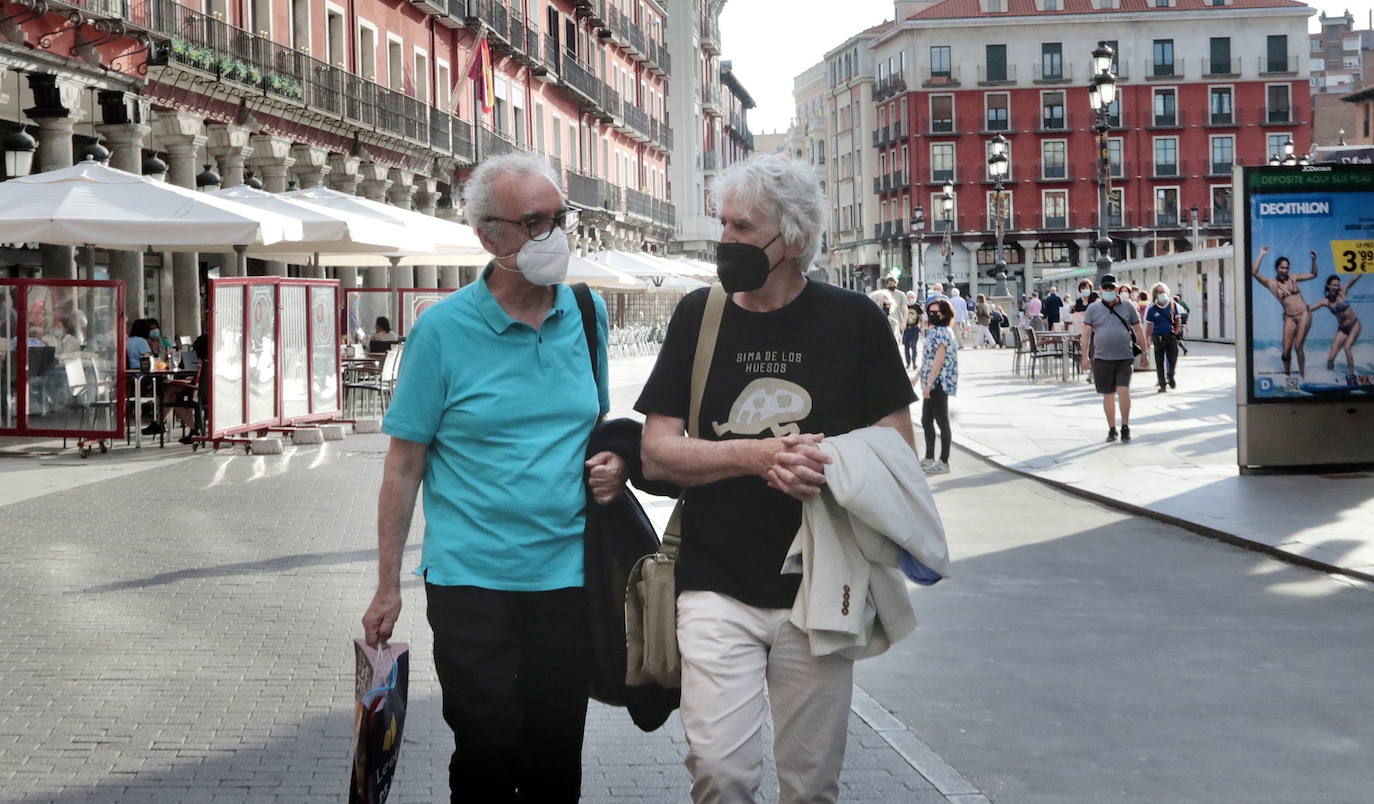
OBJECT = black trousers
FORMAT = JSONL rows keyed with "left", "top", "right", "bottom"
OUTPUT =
{"left": 425, "top": 584, "right": 590, "bottom": 804}
{"left": 1152, "top": 333, "right": 1179, "bottom": 386}
{"left": 921, "top": 385, "right": 951, "bottom": 462}
{"left": 902, "top": 328, "right": 920, "bottom": 366}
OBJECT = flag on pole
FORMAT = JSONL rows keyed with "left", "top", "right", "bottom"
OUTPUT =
{"left": 467, "top": 36, "right": 494, "bottom": 116}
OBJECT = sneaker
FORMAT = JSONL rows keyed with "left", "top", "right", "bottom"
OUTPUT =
{"left": 141, "top": 422, "right": 164, "bottom": 436}
{"left": 1168, "top": 378, "right": 1176, "bottom": 389}
{"left": 920, "top": 458, "right": 936, "bottom": 470}
{"left": 1106, "top": 427, "right": 1118, "bottom": 442}
{"left": 178, "top": 433, "right": 197, "bottom": 445}
{"left": 1120, "top": 425, "right": 1132, "bottom": 442}
{"left": 1158, "top": 384, "right": 1167, "bottom": 393}
{"left": 925, "top": 460, "right": 951, "bottom": 474}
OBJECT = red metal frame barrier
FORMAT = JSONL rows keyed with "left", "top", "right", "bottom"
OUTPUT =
{"left": 206, "top": 277, "right": 341, "bottom": 441}
{"left": 0, "top": 278, "right": 126, "bottom": 445}
{"left": 396, "top": 288, "right": 459, "bottom": 335}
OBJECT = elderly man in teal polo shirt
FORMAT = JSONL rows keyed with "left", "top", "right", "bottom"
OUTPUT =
{"left": 362, "top": 152, "right": 623, "bottom": 803}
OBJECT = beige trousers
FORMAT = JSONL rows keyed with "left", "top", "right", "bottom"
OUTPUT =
{"left": 677, "top": 590, "right": 854, "bottom": 804}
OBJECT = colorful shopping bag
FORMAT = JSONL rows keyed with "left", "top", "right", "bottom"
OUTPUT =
{"left": 349, "top": 639, "right": 410, "bottom": 804}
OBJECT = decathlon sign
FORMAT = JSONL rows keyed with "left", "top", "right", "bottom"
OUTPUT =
{"left": 1256, "top": 198, "right": 1332, "bottom": 217}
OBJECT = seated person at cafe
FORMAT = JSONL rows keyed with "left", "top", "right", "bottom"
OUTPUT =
{"left": 127, "top": 318, "right": 153, "bottom": 369}
{"left": 144, "top": 334, "right": 209, "bottom": 442}
{"left": 368, "top": 317, "right": 399, "bottom": 353}
{"left": 146, "top": 318, "right": 173, "bottom": 357}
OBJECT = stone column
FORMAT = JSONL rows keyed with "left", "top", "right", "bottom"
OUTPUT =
{"left": 436, "top": 202, "right": 465, "bottom": 287}
{"left": 357, "top": 162, "right": 392, "bottom": 288}
{"left": 291, "top": 144, "right": 331, "bottom": 189}
{"left": 206, "top": 124, "right": 254, "bottom": 277}
{"left": 249, "top": 134, "right": 295, "bottom": 276}
{"left": 386, "top": 171, "right": 417, "bottom": 290}
{"left": 324, "top": 154, "right": 363, "bottom": 287}
{"left": 154, "top": 110, "right": 208, "bottom": 340}
{"left": 1014, "top": 239, "right": 1036, "bottom": 302}
{"left": 412, "top": 177, "right": 439, "bottom": 288}
{"left": 96, "top": 118, "right": 152, "bottom": 319}
{"left": 207, "top": 124, "right": 254, "bottom": 189}
{"left": 26, "top": 74, "right": 82, "bottom": 278}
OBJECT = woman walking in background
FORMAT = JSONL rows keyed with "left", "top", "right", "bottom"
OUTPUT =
{"left": 919, "top": 298, "right": 960, "bottom": 475}
{"left": 1145, "top": 282, "right": 1183, "bottom": 391}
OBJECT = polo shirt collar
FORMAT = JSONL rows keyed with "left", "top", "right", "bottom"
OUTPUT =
{"left": 473, "top": 262, "right": 573, "bottom": 334}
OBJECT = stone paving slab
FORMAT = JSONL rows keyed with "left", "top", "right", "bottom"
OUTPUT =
{"left": 0, "top": 422, "right": 954, "bottom": 803}
{"left": 943, "top": 341, "right": 1374, "bottom": 584}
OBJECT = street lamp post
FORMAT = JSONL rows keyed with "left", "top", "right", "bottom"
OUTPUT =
{"left": 1088, "top": 41, "right": 1117, "bottom": 283}
{"left": 910, "top": 205, "right": 926, "bottom": 298}
{"left": 940, "top": 181, "right": 954, "bottom": 290}
{"left": 987, "top": 132, "right": 1009, "bottom": 297}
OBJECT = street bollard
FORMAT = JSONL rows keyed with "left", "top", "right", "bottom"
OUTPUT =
{"left": 291, "top": 428, "right": 324, "bottom": 445}
{"left": 250, "top": 437, "right": 285, "bottom": 455}
{"left": 320, "top": 424, "right": 348, "bottom": 441}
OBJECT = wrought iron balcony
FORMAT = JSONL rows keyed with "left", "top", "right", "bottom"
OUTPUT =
{"left": 1202, "top": 57, "right": 1241, "bottom": 77}
{"left": 977, "top": 64, "right": 1017, "bottom": 84}
{"left": 872, "top": 73, "right": 907, "bottom": 101}
{"left": 1032, "top": 62, "right": 1072, "bottom": 83}
{"left": 567, "top": 170, "right": 605, "bottom": 210}
{"left": 652, "top": 200, "right": 676, "bottom": 229}
{"left": 601, "top": 182, "right": 621, "bottom": 214}
{"left": 922, "top": 67, "right": 961, "bottom": 87}
{"left": 625, "top": 187, "right": 654, "bottom": 220}
{"left": 478, "top": 123, "right": 523, "bottom": 158}
{"left": 623, "top": 104, "right": 650, "bottom": 139}
{"left": 1259, "top": 53, "right": 1297, "bottom": 76}
{"left": 701, "top": 18, "right": 720, "bottom": 54}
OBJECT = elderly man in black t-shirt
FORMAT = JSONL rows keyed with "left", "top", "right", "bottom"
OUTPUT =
{"left": 636, "top": 154, "right": 917, "bottom": 803}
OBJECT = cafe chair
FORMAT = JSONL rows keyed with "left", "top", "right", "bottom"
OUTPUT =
{"left": 1024, "top": 329, "right": 1063, "bottom": 383}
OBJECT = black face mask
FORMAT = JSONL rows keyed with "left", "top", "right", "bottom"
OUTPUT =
{"left": 716, "top": 234, "right": 782, "bottom": 293}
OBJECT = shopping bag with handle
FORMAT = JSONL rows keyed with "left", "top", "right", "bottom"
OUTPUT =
{"left": 349, "top": 638, "right": 410, "bottom": 804}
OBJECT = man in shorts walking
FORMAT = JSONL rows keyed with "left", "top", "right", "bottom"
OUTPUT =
{"left": 1080, "top": 274, "right": 1148, "bottom": 442}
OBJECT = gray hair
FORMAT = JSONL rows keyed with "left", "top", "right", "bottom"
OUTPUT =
{"left": 709, "top": 153, "right": 826, "bottom": 270}
{"left": 462, "top": 152, "right": 563, "bottom": 236}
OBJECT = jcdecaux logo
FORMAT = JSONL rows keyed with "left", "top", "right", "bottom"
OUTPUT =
{"left": 1256, "top": 198, "right": 1333, "bottom": 217}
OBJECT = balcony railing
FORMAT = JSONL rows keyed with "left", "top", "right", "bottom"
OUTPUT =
{"left": 701, "top": 18, "right": 720, "bottom": 53}
{"left": 601, "top": 182, "right": 621, "bottom": 214}
{"left": 652, "top": 199, "right": 676, "bottom": 228}
{"left": 921, "top": 67, "right": 961, "bottom": 87}
{"left": 625, "top": 186, "right": 653, "bottom": 220}
{"left": 1207, "top": 109, "right": 1236, "bottom": 126}
{"left": 1210, "top": 159, "right": 1234, "bottom": 176}
{"left": 1147, "top": 59, "right": 1182, "bottom": 79}
{"left": 140, "top": 0, "right": 476, "bottom": 163}
{"left": 977, "top": 64, "right": 1017, "bottom": 84}
{"left": 1033, "top": 62, "right": 1072, "bottom": 83}
{"left": 703, "top": 151, "right": 720, "bottom": 171}
{"left": 623, "top": 103, "right": 650, "bottom": 138}
{"left": 478, "top": 123, "right": 522, "bottom": 158}
{"left": 872, "top": 73, "right": 907, "bottom": 101}
{"left": 1155, "top": 211, "right": 1181, "bottom": 228}
{"left": 1260, "top": 54, "right": 1297, "bottom": 75}
{"left": 567, "top": 170, "right": 604, "bottom": 210}
{"left": 1203, "top": 57, "right": 1241, "bottom": 76}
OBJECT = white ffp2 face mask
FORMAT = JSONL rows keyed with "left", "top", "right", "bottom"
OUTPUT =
{"left": 514, "top": 232, "right": 571, "bottom": 286}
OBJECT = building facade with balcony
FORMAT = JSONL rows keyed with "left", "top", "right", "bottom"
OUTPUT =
{"left": 719, "top": 59, "right": 753, "bottom": 166}
{"left": 0, "top": 0, "right": 675, "bottom": 338}
{"left": 666, "top": 0, "right": 742, "bottom": 261}
{"left": 818, "top": 20, "right": 891, "bottom": 292}
{"left": 792, "top": 60, "right": 831, "bottom": 274}
{"left": 864, "top": 0, "right": 1312, "bottom": 298}
{"left": 1309, "top": 10, "right": 1374, "bottom": 146}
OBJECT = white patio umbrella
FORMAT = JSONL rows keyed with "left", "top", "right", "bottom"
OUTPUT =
{"left": 566, "top": 255, "right": 646, "bottom": 290}
{"left": 282, "top": 186, "right": 487, "bottom": 267}
{"left": 588, "top": 250, "right": 707, "bottom": 290}
{"left": 0, "top": 161, "right": 303, "bottom": 268}
{"left": 207, "top": 185, "right": 423, "bottom": 257}
{"left": 634, "top": 252, "right": 717, "bottom": 281}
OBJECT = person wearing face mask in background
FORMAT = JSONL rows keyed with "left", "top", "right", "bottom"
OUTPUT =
{"left": 1080, "top": 275, "right": 1149, "bottom": 442}
{"left": 361, "top": 153, "right": 623, "bottom": 804}
{"left": 1145, "top": 282, "right": 1183, "bottom": 392}
{"left": 919, "top": 298, "right": 959, "bottom": 474}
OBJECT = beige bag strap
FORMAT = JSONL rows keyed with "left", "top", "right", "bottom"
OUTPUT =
{"left": 661, "top": 284, "right": 727, "bottom": 557}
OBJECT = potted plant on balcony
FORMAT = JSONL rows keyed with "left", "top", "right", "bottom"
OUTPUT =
{"left": 267, "top": 73, "right": 305, "bottom": 101}
{"left": 170, "top": 37, "right": 216, "bottom": 72}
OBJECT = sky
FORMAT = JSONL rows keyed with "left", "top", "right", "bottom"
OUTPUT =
{"left": 719, "top": 0, "right": 1374, "bottom": 136}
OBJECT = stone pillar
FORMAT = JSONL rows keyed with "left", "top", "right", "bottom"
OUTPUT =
{"left": 207, "top": 124, "right": 254, "bottom": 189}
{"left": 327, "top": 153, "right": 362, "bottom": 193}
{"left": 96, "top": 117, "right": 152, "bottom": 319}
{"left": 26, "top": 74, "right": 82, "bottom": 278}
{"left": 385, "top": 172, "right": 417, "bottom": 291}
{"left": 249, "top": 134, "right": 295, "bottom": 276}
{"left": 1014, "top": 239, "right": 1036, "bottom": 302}
{"left": 412, "top": 177, "right": 439, "bottom": 288}
{"left": 291, "top": 144, "right": 331, "bottom": 189}
{"left": 154, "top": 110, "right": 208, "bottom": 340}
{"left": 357, "top": 163, "right": 393, "bottom": 287}
{"left": 436, "top": 203, "right": 464, "bottom": 287}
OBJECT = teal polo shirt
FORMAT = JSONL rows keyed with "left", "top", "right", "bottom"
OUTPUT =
{"left": 382, "top": 268, "right": 610, "bottom": 591}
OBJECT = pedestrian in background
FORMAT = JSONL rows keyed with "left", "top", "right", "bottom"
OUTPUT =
{"left": 988, "top": 303, "right": 1007, "bottom": 348}
{"left": 903, "top": 291, "right": 922, "bottom": 370}
{"left": 1146, "top": 282, "right": 1183, "bottom": 392}
{"left": 1043, "top": 287, "right": 1064, "bottom": 331}
{"left": 637, "top": 154, "right": 917, "bottom": 804}
{"left": 950, "top": 287, "right": 970, "bottom": 343}
{"left": 1024, "top": 291, "right": 1043, "bottom": 331}
{"left": 1079, "top": 274, "right": 1148, "bottom": 443}
{"left": 362, "top": 152, "right": 622, "bottom": 804}
{"left": 973, "top": 294, "right": 995, "bottom": 349}
{"left": 925, "top": 282, "right": 947, "bottom": 305}
{"left": 919, "top": 297, "right": 959, "bottom": 474}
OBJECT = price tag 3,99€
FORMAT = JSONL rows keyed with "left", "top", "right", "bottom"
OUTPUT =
{"left": 1330, "top": 240, "right": 1374, "bottom": 273}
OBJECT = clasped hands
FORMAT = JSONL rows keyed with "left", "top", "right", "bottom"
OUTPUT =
{"left": 763, "top": 433, "right": 832, "bottom": 501}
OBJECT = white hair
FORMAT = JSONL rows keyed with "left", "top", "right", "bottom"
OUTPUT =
{"left": 1152, "top": 281, "right": 1171, "bottom": 297}
{"left": 950, "top": 287, "right": 961, "bottom": 297}
{"left": 462, "top": 152, "right": 563, "bottom": 237}
{"left": 709, "top": 153, "right": 826, "bottom": 270}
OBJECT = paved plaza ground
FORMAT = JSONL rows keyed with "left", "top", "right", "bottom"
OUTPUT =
{"left": 1, "top": 339, "right": 1371, "bottom": 803}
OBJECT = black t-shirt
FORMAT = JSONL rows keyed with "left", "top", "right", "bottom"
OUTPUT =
{"left": 634, "top": 281, "right": 917, "bottom": 608}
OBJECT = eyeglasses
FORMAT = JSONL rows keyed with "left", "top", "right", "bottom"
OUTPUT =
{"left": 483, "top": 208, "right": 580, "bottom": 241}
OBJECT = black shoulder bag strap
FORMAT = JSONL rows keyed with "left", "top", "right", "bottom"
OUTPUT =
{"left": 572, "top": 282, "right": 599, "bottom": 387}
{"left": 1106, "top": 303, "right": 1141, "bottom": 355}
